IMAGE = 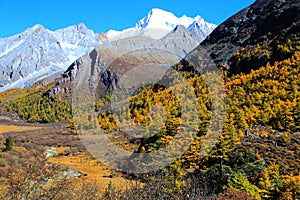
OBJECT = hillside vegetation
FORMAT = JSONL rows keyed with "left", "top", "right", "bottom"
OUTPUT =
{"left": 7, "top": 86, "right": 72, "bottom": 123}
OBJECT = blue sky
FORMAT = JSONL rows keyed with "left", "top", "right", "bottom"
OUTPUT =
{"left": 0, "top": 0, "right": 255, "bottom": 38}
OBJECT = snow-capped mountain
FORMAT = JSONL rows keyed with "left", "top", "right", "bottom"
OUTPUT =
{"left": 106, "top": 8, "right": 216, "bottom": 40}
{"left": 0, "top": 8, "right": 216, "bottom": 92}
{"left": 0, "top": 23, "right": 101, "bottom": 92}
{"left": 136, "top": 8, "right": 195, "bottom": 30}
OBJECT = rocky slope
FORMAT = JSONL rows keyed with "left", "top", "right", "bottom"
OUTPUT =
{"left": 195, "top": 0, "right": 300, "bottom": 74}
{"left": 56, "top": 29, "right": 202, "bottom": 98}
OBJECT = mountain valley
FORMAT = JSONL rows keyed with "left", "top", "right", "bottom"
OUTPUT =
{"left": 0, "top": 1, "right": 299, "bottom": 199}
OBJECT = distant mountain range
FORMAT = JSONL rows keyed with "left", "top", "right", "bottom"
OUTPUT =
{"left": 0, "top": 8, "right": 216, "bottom": 92}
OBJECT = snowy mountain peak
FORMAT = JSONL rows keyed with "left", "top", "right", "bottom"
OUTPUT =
{"left": 136, "top": 8, "right": 195, "bottom": 30}
{"left": 0, "top": 23, "right": 101, "bottom": 92}
{"left": 107, "top": 8, "right": 216, "bottom": 41}
{"left": 57, "top": 23, "right": 92, "bottom": 35}
{"left": 149, "top": 8, "right": 174, "bottom": 16}
{"left": 194, "top": 15, "right": 204, "bottom": 22}
{"left": 77, "top": 22, "right": 88, "bottom": 29}
{"left": 21, "top": 24, "right": 48, "bottom": 37}
{"left": 30, "top": 24, "right": 45, "bottom": 31}
{"left": 69, "top": 23, "right": 91, "bottom": 34}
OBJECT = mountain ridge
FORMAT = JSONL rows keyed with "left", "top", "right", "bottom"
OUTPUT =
{"left": 197, "top": 0, "right": 300, "bottom": 74}
{"left": 0, "top": 23, "right": 101, "bottom": 92}
{"left": 0, "top": 8, "right": 216, "bottom": 92}
{"left": 106, "top": 8, "right": 216, "bottom": 40}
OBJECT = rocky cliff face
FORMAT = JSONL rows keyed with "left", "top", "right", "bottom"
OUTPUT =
{"left": 62, "top": 31, "right": 199, "bottom": 96}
